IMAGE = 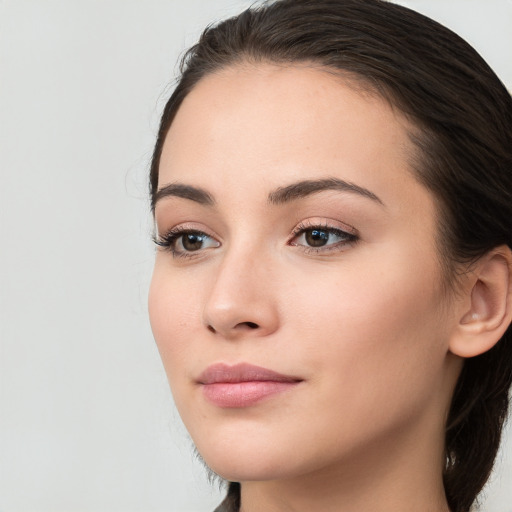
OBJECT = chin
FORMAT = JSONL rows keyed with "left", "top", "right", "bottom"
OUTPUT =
{"left": 193, "top": 434, "right": 302, "bottom": 483}
{"left": 206, "top": 458, "right": 293, "bottom": 484}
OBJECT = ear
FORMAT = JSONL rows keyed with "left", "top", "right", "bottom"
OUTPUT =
{"left": 449, "top": 246, "right": 512, "bottom": 358}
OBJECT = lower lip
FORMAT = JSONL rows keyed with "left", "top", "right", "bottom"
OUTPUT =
{"left": 202, "top": 381, "right": 299, "bottom": 408}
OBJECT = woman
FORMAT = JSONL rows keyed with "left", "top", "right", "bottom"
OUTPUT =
{"left": 148, "top": 1, "right": 512, "bottom": 511}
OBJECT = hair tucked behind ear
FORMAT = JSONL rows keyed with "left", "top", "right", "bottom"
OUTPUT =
{"left": 151, "top": 1, "right": 512, "bottom": 510}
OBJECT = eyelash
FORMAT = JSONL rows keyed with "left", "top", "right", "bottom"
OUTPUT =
{"left": 153, "top": 222, "right": 358, "bottom": 259}
{"left": 153, "top": 226, "right": 218, "bottom": 260}
{"left": 289, "top": 221, "right": 358, "bottom": 254}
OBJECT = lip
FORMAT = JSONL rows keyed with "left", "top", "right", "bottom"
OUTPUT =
{"left": 197, "top": 363, "right": 302, "bottom": 408}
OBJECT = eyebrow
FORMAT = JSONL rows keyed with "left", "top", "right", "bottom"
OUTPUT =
{"left": 152, "top": 183, "right": 215, "bottom": 210}
{"left": 268, "top": 177, "right": 384, "bottom": 206}
{"left": 153, "top": 177, "right": 383, "bottom": 210}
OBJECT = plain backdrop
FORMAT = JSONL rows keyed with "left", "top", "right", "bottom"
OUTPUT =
{"left": 1, "top": 1, "right": 511, "bottom": 511}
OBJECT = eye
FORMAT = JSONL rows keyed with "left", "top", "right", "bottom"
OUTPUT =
{"left": 154, "top": 228, "right": 220, "bottom": 258}
{"left": 290, "top": 223, "right": 358, "bottom": 253}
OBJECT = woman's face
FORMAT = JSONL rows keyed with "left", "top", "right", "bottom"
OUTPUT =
{"left": 149, "top": 64, "right": 460, "bottom": 482}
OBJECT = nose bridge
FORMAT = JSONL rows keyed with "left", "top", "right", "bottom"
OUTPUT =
{"left": 202, "top": 237, "right": 279, "bottom": 338}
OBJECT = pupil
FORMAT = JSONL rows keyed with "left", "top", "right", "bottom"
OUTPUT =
{"left": 182, "top": 233, "right": 204, "bottom": 251}
{"left": 306, "top": 229, "right": 329, "bottom": 247}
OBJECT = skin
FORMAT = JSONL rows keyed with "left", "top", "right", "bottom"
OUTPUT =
{"left": 149, "top": 64, "right": 466, "bottom": 512}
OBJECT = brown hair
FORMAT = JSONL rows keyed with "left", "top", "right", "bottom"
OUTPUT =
{"left": 150, "top": 1, "right": 512, "bottom": 511}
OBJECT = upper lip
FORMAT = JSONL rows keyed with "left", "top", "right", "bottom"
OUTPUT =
{"left": 197, "top": 363, "right": 302, "bottom": 384}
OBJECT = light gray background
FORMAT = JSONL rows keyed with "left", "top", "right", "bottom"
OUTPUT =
{"left": 1, "top": 1, "right": 511, "bottom": 511}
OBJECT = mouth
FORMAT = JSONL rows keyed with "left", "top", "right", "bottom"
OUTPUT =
{"left": 197, "top": 363, "right": 302, "bottom": 408}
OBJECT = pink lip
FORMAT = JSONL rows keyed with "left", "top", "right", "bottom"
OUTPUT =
{"left": 198, "top": 363, "right": 302, "bottom": 408}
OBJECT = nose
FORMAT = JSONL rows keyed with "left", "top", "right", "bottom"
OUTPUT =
{"left": 202, "top": 247, "right": 280, "bottom": 340}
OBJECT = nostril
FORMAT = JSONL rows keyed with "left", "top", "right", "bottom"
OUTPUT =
{"left": 206, "top": 321, "right": 260, "bottom": 334}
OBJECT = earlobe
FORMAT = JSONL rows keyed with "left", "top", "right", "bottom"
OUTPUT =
{"left": 450, "top": 246, "right": 512, "bottom": 358}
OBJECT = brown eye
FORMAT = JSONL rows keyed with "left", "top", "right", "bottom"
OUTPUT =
{"left": 173, "top": 231, "right": 220, "bottom": 253}
{"left": 304, "top": 229, "right": 330, "bottom": 247}
{"left": 181, "top": 233, "right": 207, "bottom": 251}
{"left": 154, "top": 229, "right": 220, "bottom": 257}
{"left": 290, "top": 224, "right": 357, "bottom": 253}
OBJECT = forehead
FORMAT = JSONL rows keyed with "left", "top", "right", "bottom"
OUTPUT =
{"left": 159, "top": 63, "right": 422, "bottom": 212}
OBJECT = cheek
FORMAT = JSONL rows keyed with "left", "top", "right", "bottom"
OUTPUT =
{"left": 287, "top": 247, "right": 447, "bottom": 406}
{"left": 148, "top": 264, "right": 202, "bottom": 375}
{"left": 291, "top": 251, "right": 441, "bottom": 336}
